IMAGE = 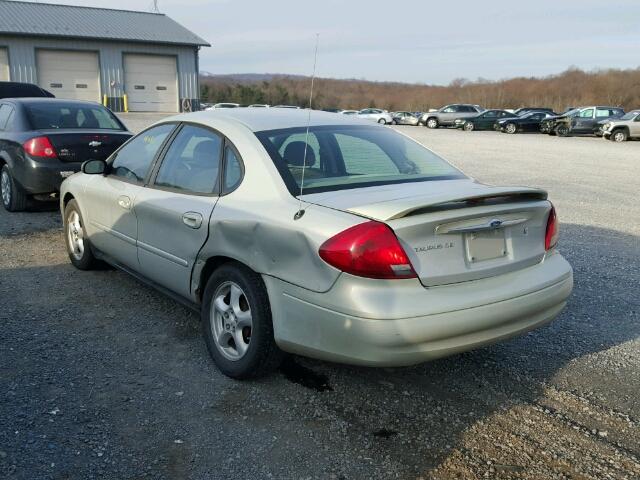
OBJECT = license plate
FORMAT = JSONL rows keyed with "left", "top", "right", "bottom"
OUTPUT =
{"left": 466, "top": 230, "right": 507, "bottom": 263}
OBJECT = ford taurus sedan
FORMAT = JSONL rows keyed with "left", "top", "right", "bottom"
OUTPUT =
{"left": 60, "top": 109, "right": 573, "bottom": 379}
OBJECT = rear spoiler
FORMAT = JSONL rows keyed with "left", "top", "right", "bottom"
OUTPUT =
{"left": 347, "top": 187, "right": 548, "bottom": 221}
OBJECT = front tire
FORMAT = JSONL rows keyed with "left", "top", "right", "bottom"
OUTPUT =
{"left": 391, "top": 119, "right": 397, "bottom": 125}
{"left": 555, "top": 124, "right": 570, "bottom": 137}
{"left": 505, "top": 123, "right": 517, "bottom": 134}
{"left": 64, "top": 199, "right": 97, "bottom": 270}
{"left": 378, "top": 118, "right": 387, "bottom": 125}
{"left": 201, "top": 263, "right": 283, "bottom": 379}
{"left": 611, "top": 129, "right": 628, "bottom": 142}
{"left": 426, "top": 118, "right": 438, "bottom": 129}
{"left": 463, "top": 122, "right": 475, "bottom": 132}
{"left": 1, "top": 165, "right": 28, "bottom": 212}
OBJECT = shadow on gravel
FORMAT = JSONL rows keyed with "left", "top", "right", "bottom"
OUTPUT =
{"left": 0, "top": 223, "right": 638, "bottom": 479}
{"left": 0, "top": 207, "right": 61, "bottom": 238}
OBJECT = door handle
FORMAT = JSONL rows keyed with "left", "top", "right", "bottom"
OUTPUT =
{"left": 117, "top": 195, "right": 131, "bottom": 210}
{"left": 182, "top": 212, "right": 203, "bottom": 229}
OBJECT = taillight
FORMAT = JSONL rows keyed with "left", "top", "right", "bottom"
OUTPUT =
{"left": 545, "top": 204, "right": 559, "bottom": 250}
{"left": 23, "top": 137, "right": 57, "bottom": 158}
{"left": 319, "top": 221, "right": 416, "bottom": 279}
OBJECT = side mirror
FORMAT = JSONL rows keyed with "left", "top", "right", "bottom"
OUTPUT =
{"left": 82, "top": 159, "right": 106, "bottom": 175}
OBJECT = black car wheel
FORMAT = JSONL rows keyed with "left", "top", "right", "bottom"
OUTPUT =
{"left": 391, "top": 119, "right": 398, "bottom": 125}
{"left": 202, "top": 263, "right": 284, "bottom": 379}
{"left": 555, "top": 124, "right": 570, "bottom": 137}
{"left": 1, "top": 165, "right": 28, "bottom": 212}
{"left": 505, "top": 123, "right": 517, "bottom": 134}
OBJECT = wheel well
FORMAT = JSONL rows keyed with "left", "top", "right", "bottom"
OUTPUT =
{"left": 612, "top": 125, "right": 629, "bottom": 134}
{"left": 62, "top": 193, "right": 75, "bottom": 208}
{"left": 198, "top": 255, "right": 244, "bottom": 301}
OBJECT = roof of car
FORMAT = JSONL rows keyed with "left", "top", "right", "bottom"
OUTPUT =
{"left": 2, "top": 97, "right": 103, "bottom": 107}
{"left": 171, "top": 108, "right": 375, "bottom": 132}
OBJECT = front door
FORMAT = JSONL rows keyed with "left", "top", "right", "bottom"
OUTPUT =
{"left": 136, "top": 124, "right": 223, "bottom": 298}
{"left": 573, "top": 108, "right": 595, "bottom": 132}
{"left": 85, "top": 123, "right": 176, "bottom": 269}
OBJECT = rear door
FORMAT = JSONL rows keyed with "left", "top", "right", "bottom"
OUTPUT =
{"left": 84, "top": 123, "right": 176, "bottom": 269}
{"left": 135, "top": 124, "right": 223, "bottom": 297}
{"left": 523, "top": 112, "right": 545, "bottom": 131}
{"left": 439, "top": 105, "right": 460, "bottom": 124}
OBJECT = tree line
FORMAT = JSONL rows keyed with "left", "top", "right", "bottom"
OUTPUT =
{"left": 200, "top": 67, "right": 640, "bottom": 112}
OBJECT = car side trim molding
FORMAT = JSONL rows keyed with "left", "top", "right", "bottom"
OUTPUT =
{"left": 90, "top": 221, "right": 136, "bottom": 246}
{"left": 137, "top": 240, "right": 189, "bottom": 267}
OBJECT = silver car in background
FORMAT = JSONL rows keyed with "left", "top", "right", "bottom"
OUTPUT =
{"left": 391, "top": 111, "right": 420, "bottom": 125}
{"left": 60, "top": 109, "right": 573, "bottom": 379}
{"left": 358, "top": 108, "right": 393, "bottom": 124}
{"left": 421, "top": 104, "right": 485, "bottom": 128}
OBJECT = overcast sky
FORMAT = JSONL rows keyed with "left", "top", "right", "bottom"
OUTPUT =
{"left": 32, "top": 0, "right": 640, "bottom": 84}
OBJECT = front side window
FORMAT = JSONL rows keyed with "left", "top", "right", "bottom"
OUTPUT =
{"left": 110, "top": 123, "right": 175, "bottom": 183}
{"left": 483, "top": 110, "right": 498, "bottom": 118}
{"left": 256, "top": 125, "right": 465, "bottom": 195}
{"left": 579, "top": 109, "right": 594, "bottom": 118}
{"left": 442, "top": 106, "right": 457, "bottom": 113}
{"left": 26, "top": 103, "right": 124, "bottom": 130}
{"left": 154, "top": 125, "right": 222, "bottom": 194}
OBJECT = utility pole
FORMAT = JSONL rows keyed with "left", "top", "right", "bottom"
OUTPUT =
{"left": 150, "top": 0, "right": 160, "bottom": 13}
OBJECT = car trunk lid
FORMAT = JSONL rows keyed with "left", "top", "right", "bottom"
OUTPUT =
{"left": 39, "top": 130, "right": 132, "bottom": 163}
{"left": 302, "top": 179, "right": 551, "bottom": 286}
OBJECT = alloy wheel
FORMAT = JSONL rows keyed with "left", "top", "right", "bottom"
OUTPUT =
{"left": 613, "top": 131, "right": 626, "bottom": 142}
{"left": 427, "top": 119, "right": 438, "bottom": 129}
{"left": 506, "top": 124, "right": 517, "bottom": 134}
{"left": 1, "top": 170, "right": 10, "bottom": 207}
{"left": 66, "top": 211, "right": 85, "bottom": 261}
{"left": 464, "top": 122, "right": 474, "bottom": 131}
{"left": 210, "top": 281, "right": 253, "bottom": 361}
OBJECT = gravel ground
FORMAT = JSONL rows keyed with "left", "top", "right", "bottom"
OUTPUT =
{"left": 1, "top": 116, "right": 638, "bottom": 479}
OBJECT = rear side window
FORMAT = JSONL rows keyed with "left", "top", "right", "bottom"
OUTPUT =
{"left": 596, "top": 108, "right": 612, "bottom": 118}
{"left": 154, "top": 125, "right": 222, "bottom": 194}
{"left": 26, "top": 103, "right": 123, "bottom": 130}
{"left": 0, "top": 104, "right": 13, "bottom": 130}
{"left": 223, "top": 145, "right": 243, "bottom": 193}
{"left": 111, "top": 123, "right": 175, "bottom": 183}
{"left": 256, "top": 125, "right": 465, "bottom": 195}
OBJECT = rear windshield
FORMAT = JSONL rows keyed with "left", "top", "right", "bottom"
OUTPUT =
{"left": 256, "top": 125, "right": 465, "bottom": 195}
{"left": 26, "top": 103, "right": 124, "bottom": 130}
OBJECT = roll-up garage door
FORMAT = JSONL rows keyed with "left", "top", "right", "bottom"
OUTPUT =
{"left": 124, "top": 54, "right": 178, "bottom": 112}
{"left": 36, "top": 50, "right": 100, "bottom": 102}
{"left": 0, "top": 48, "right": 9, "bottom": 81}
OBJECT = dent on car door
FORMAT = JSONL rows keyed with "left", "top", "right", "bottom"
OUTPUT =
{"left": 85, "top": 123, "right": 176, "bottom": 269}
{"left": 135, "top": 124, "right": 229, "bottom": 298}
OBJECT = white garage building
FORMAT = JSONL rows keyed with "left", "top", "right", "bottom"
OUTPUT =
{"left": 0, "top": 1, "right": 209, "bottom": 112}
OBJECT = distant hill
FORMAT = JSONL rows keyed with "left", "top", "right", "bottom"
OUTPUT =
{"left": 199, "top": 67, "right": 640, "bottom": 111}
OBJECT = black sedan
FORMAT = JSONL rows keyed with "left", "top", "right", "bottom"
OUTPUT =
{"left": 454, "top": 109, "right": 514, "bottom": 131}
{"left": 0, "top": 98, "right": 132, "bottom": 211}
{"left": 495, "top": 111, "right": 555, "bottom": 134}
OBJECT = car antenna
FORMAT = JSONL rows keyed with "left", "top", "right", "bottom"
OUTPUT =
{"left": 294, "top": 33, "right": 320, "bottom": 221}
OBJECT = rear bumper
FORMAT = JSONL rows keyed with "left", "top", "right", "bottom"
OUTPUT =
{"left": 13, "top": 157, "right": 81, "bottom": 195}
{"left": 265, "top": 253, "right": 573, "bottom": 366}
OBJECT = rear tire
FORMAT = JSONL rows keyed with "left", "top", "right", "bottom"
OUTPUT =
{"left": 378, "top": 118, "right": 387, "bottom": 125}
{"left": 505, "top": 123, "right": 517, "bottom": 134}
{"left": 1, "top": 165, "right": 28, "bottom": 212}
{"left": 201, "top": 263, "right": 283, "bottom": 379}
{"left": 426, "top": 118, "right": 438, "bottom": 129}
{"left": 64, "top": 199, "right": 97, "bottom": 270}
{"left": 610, "top": 129, "right": 628, "bottom": 142}
{"left": 463, "top": 122, "right": 475, "bottom": 132}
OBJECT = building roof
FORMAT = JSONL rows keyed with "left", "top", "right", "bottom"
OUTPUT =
{"left": 0, "top": 0, "right": 210, "bottom": 47}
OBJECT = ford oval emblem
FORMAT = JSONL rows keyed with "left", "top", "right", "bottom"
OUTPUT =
{"left": 490, "top": 219, "right": 502, "bottom": 228}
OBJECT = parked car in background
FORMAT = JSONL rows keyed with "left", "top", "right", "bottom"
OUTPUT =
{"left": 496, "top": 111, "right": 556, "bottom": 134}
{"left": 420, "top": 104, "right": 485, "bottom": 128}
{"left": 322, "top": 108, "right": 342, "bottom": 113}
{"left": 454, "top": 109, "right": 513, "bottom": 131}
{"left": 358, "top": 108, "right": 393, "bottom": 124}
{"left": 514, "top": 107, "right": 555, "bottom": 116}
{"left": 273, "top": 105, "right": 301, "bottom": 109}
{"left": 542, "top": 106, "right": 624, "bottom": 136}
{"left": 248, "top": 104, "right": 269, "bottom": 108}
{"left": 391, "top": 111, "right": 420, "bottom": 125}
{"left": 0, "top": 98, "right": 132, "bottom": 211}
{"left": 600, "top": 109, "right": 640, "bottom": 142}
{"left": 60, "top": 108, "right": 572, "bottom": 379}
{"left": 340, "top": 110, "right": 359, "bottom": 115}
{"left": 205, "top": 103, "right": 240, "bottom": 110}
{"left": 0, "top": 81, "right": 55, "bottom": 100}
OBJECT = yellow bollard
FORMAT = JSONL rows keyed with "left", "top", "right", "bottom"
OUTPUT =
{"left": 123, "top": 94, "right": 129, "bottom": 113}
{"left": 102, "top": 94, "right": 108, "bottom": 107}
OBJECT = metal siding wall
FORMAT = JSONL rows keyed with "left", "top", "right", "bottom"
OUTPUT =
{"left": 0, "top": 35, "right": 199, "bottom": 110}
